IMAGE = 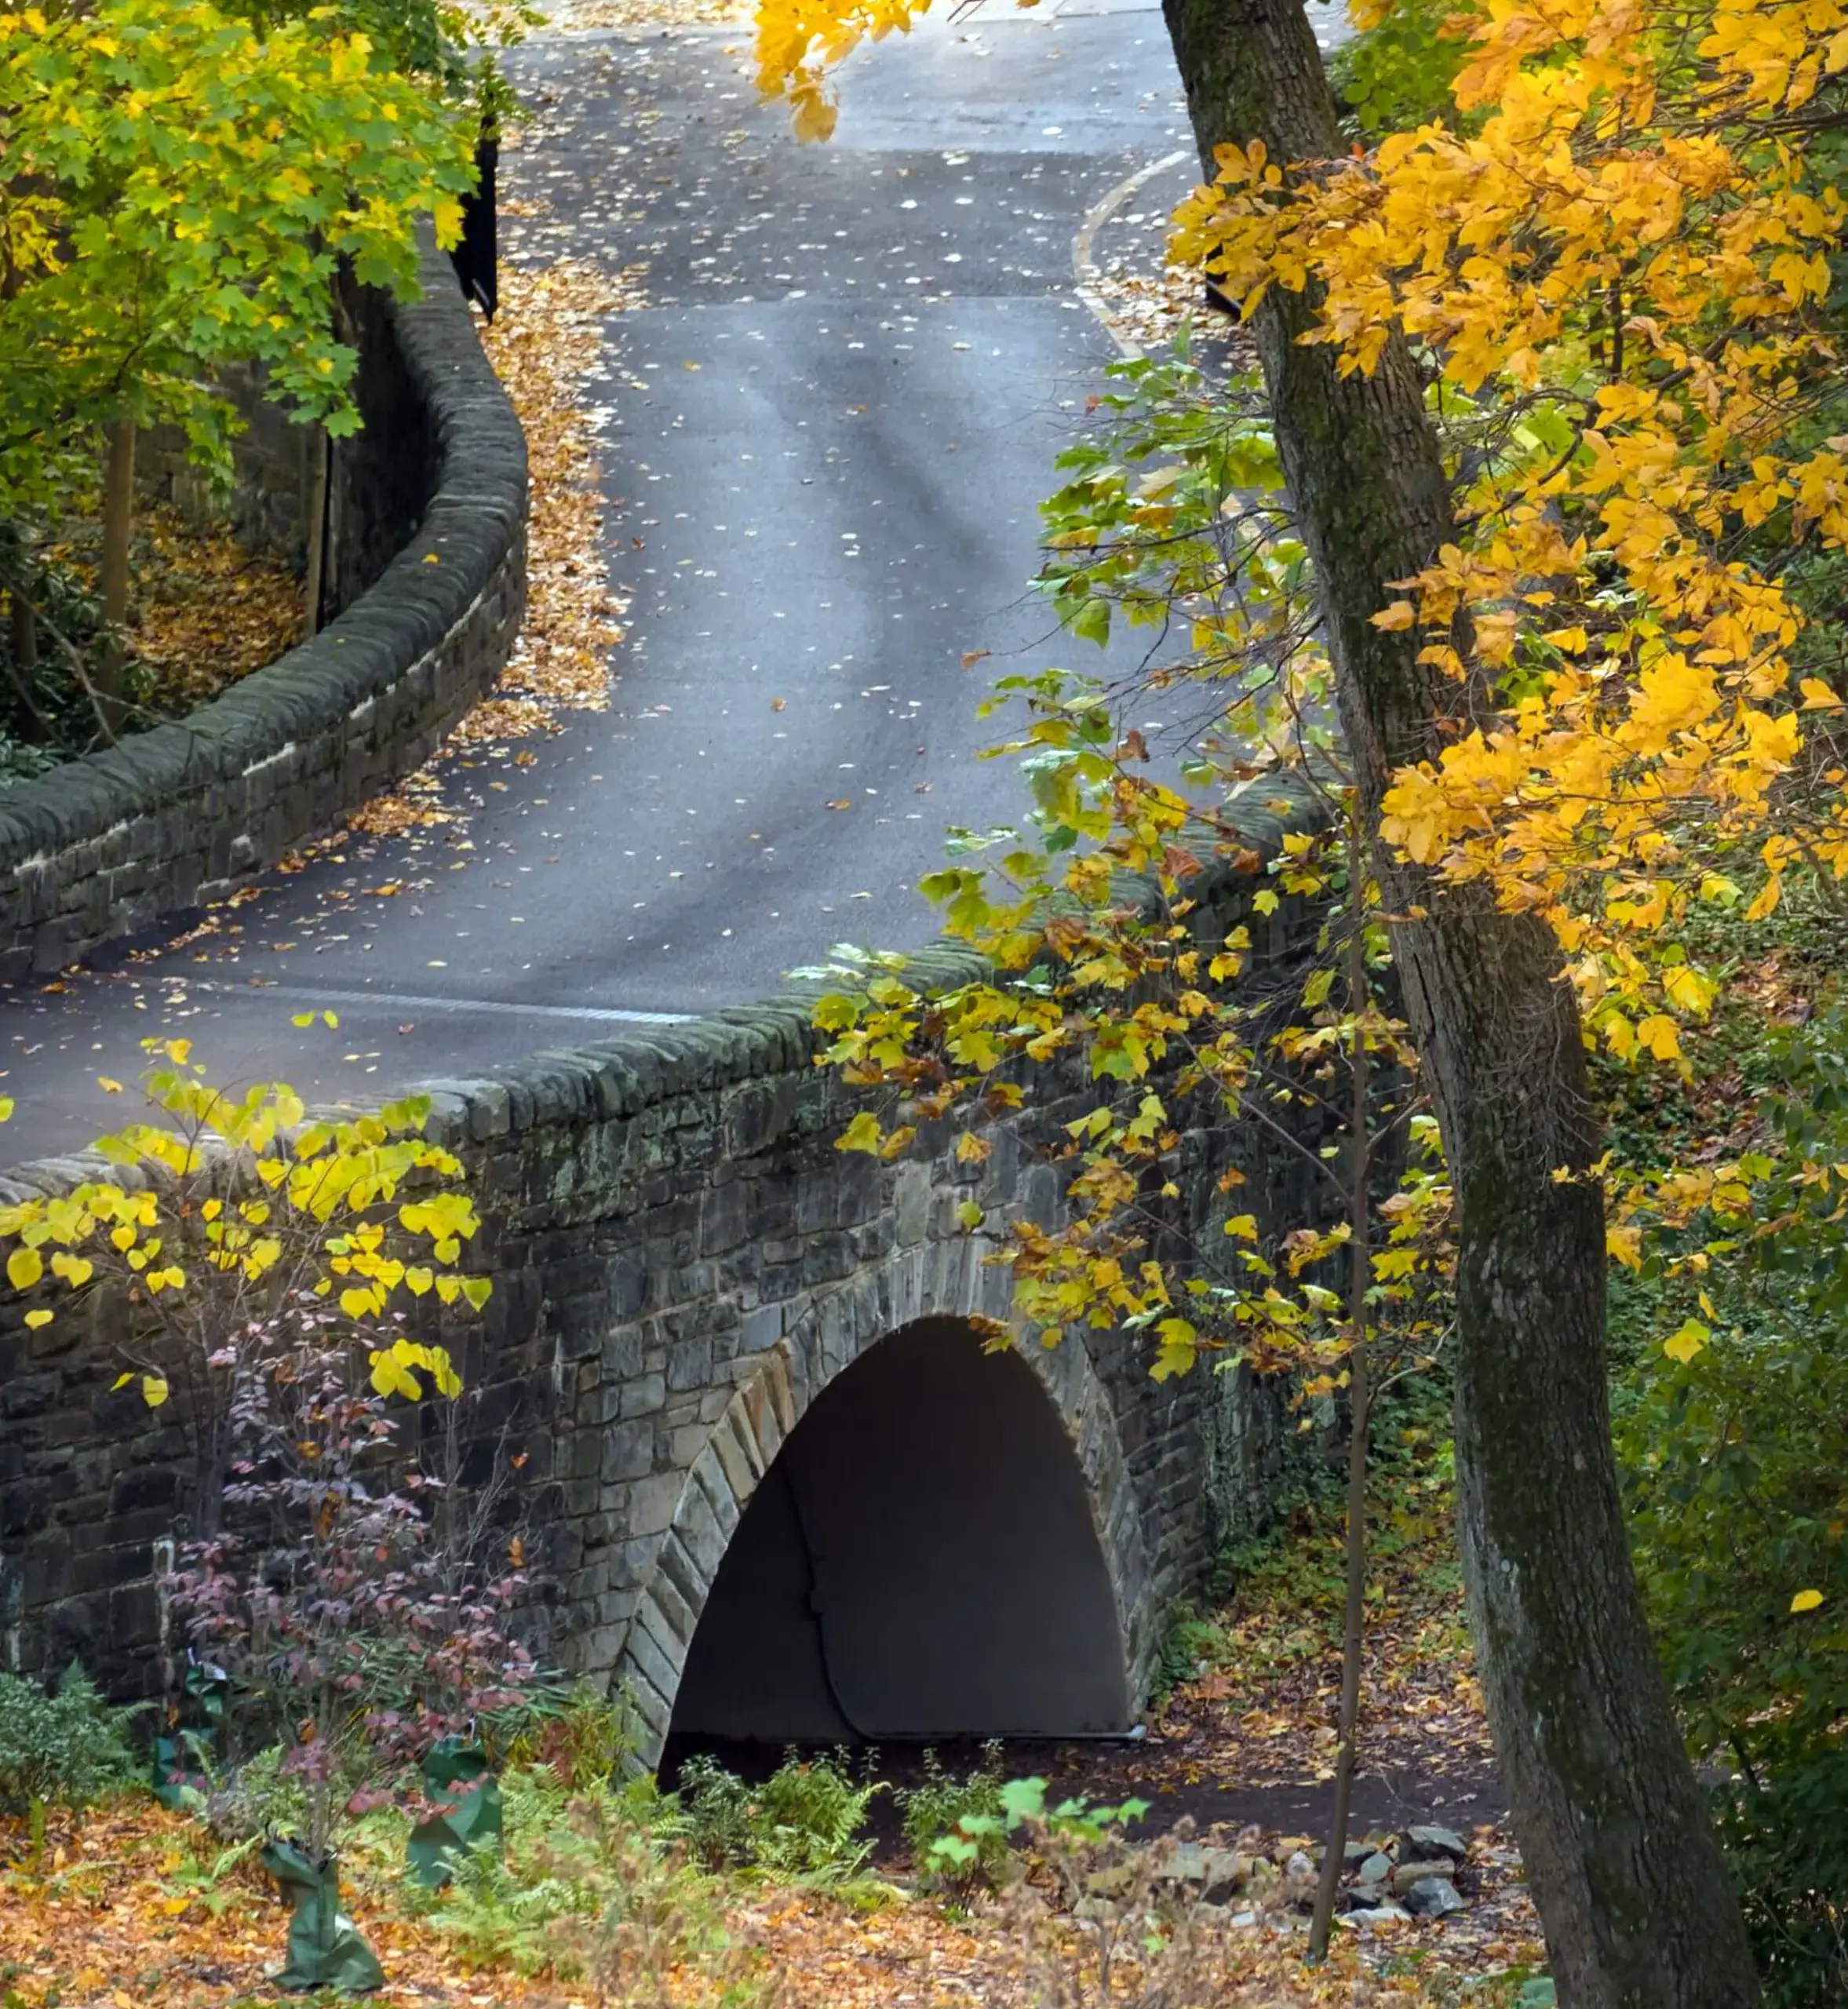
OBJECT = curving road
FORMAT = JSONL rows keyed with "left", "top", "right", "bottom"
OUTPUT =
{"left": 0, "top": 0, "right": 1343, "bottom": 1165}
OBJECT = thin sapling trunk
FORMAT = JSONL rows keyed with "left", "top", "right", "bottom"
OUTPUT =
{"left": 1309, "top": 822, "right": 1375, "bottom": 1960}
{"left": 9, "top": 567, "right": 35, "bottom": 680}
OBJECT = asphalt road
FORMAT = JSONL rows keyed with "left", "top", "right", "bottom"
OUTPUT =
{"left": 0, "top": 0, "right": 1347, "bottom": 1166}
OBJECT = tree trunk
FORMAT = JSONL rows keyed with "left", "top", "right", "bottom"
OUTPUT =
{"left": 97, "top": 415, "right": 137, "bottom": 742}
{"left": 303, "top": 426, "right": 330, "bottom": 640}
{"left": 9, "top": 566, "right": 35, "bottom": 680}
{"left": 1157, "top": 2, "right": 1760, "bottom": 2000}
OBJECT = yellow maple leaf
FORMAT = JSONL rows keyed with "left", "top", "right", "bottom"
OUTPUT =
{"left": 1662, "top": 1318, "right": 1709, "bottom": 1364}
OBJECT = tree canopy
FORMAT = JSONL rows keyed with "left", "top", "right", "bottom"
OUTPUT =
{"left": 0, "top": 1, "right": 478, "bottom": 525}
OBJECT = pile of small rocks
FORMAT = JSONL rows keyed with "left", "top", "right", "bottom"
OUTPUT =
{"left": 1338, "top": 1823, "right": 1473, "bottom": 1924}
{"left": 1144, "top": 1821, "right": 1476, "bottom": 1927}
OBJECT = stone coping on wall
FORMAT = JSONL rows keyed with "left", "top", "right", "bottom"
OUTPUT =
{"left": 0, "top": 225, "right": 528, "bottom": 982}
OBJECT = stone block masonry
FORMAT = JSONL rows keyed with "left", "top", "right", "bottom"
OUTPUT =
{"left": 0, "top": 774, "right": 1332, "bottom": 1759}
{"left": 0, "top": 224, "right": 527, "bottom": 979}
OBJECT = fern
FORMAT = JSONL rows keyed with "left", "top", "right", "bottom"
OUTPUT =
{"left": 663, "top": 1748, "right": 882, "bottom": 1882}
{"left": 752, "top": 1748, "right": 881, "bottom": 1881}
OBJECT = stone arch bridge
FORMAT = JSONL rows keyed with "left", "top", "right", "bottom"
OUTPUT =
{"left": 0, "top": 807, "right": 1323, "bottom": 1763}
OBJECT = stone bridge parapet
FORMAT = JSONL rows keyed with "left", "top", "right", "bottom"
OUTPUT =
{"left": 0, "top": 787, "right": 1328, "bottom": 1759}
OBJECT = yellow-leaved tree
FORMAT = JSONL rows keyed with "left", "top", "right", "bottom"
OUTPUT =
{"left": 0, "top": 1035, "right": 492, "bottom": 1539}
{"left": 753, "top": 0, "right": 1848, "bottom": 1996}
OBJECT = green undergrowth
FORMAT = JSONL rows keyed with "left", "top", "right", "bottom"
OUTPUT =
{"left": 1596, "top": 877, "right": 1848, "bottom": 2008}
{"left": 666, "top": 1748, "right": 887, "bottom": 1884}
{"left": 0, "top": 1665, "right": 143, "bottom": 1871}
{"left": 898, "top": 1743, "right": 1011, "bottom": 1908}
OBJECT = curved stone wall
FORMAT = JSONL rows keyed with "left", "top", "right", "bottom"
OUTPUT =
{"left": 0, "top": 228, "right": 527, "bottom": 979}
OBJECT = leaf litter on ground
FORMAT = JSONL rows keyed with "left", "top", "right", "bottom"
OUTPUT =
{"left": 0, "top": 1478, "right": 1547, "bottom": 2009}
{"left": 0, "top": 1796, "right": 1523, "bottom": 2009}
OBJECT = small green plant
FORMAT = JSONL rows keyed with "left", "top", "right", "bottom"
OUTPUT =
{"left": 898, "top": 1743, "right": 1008, "bottom": 1903}
{"left": 670, "top": 1755, "right": 759, "bottom": 1874}
{"left": 423, "top": 1764, "right": 643, "bottom": 1972}
{"left": 923, "top": 1775, "right": 1153, "bottom": 1916}
{"left": 428, "top": 1844, "right": 604, "bottom": 1974}
{"left": 0, "top": 1665, "right": 141, "bottom": 1866}
{"left": 1150, "top": 1606, "right": 1224, "bottom": 1705}
{"left": 668, "top": 1749, "right": 881, "bottom": 1883}
{"left": 995, "top": 1775, "right": 1150, "bottom": 1846}
{"left": 157, "top": 1830, "right": 265, "bottom": 1921}
{"left": 197, "top": 1743, "right": 311, "bottom": 1844}
{"left": 988, "top": 1788, "right": 1261, "bottom": 2008}
{"left": 424, "top": 1763, "right": 769, "bottom": 2003}
{"left": 750, "top": 1748, "right": 881, "bottom": 1881}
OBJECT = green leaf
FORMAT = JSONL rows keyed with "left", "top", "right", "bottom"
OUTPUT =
{"left": 999, "top": 1777, "right": 1048, "bottom": 1828}
{"left": 813, "top": 994, "right": 861, "bottom": 1033}
{"left": 1069, "top": 596, "right": 1112, "bottom": 647}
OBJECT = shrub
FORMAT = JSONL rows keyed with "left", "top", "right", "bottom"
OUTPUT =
{"left": 167, "top": 1302, "right": 536, "bottom": 1862}
{"left": 897, "top": 1744, "right": 1008, "bottom": 1899}
{"left": 670, "top": 1755, "right": 758, "bottom": 1873}
{"left": 1610, "top": 996, "right": 1848, "bottom": 2007}
{"left": 1717, "top": 1766, "right": 1848, "bottom": 2009}
{"left": 0, "top": 1665, "right": 140, "bottom": 1860}
{"left": 1327, "top": 0, "right": 1474, "bottom": 140}
{"left": 668, "top": 1749, "right": 880, "bottom": 1883}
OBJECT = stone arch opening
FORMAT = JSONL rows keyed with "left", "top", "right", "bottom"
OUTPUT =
{"left": 663, "top": 1315, "right": 1133, "bottom": 1745}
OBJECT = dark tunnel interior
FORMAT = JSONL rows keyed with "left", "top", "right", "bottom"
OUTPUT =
{"left": 665, "top": 1318, "right": 1132, "bottom": 1746}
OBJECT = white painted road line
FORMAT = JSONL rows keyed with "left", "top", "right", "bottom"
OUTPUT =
{"left": 189, "top": 983, "right": 695, "bottom": 1027}
{"left": 1072, "top": 148, "right": 1191, "bottom": 359}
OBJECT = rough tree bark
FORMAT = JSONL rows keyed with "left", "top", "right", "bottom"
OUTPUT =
{"left": 1156, "top": 2, "right": 1760, "bottom": 2001}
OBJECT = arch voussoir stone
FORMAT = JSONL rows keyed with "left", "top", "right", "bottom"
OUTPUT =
{"left": 609, "top": 1238, "right": 1158, "bottom": 1764}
